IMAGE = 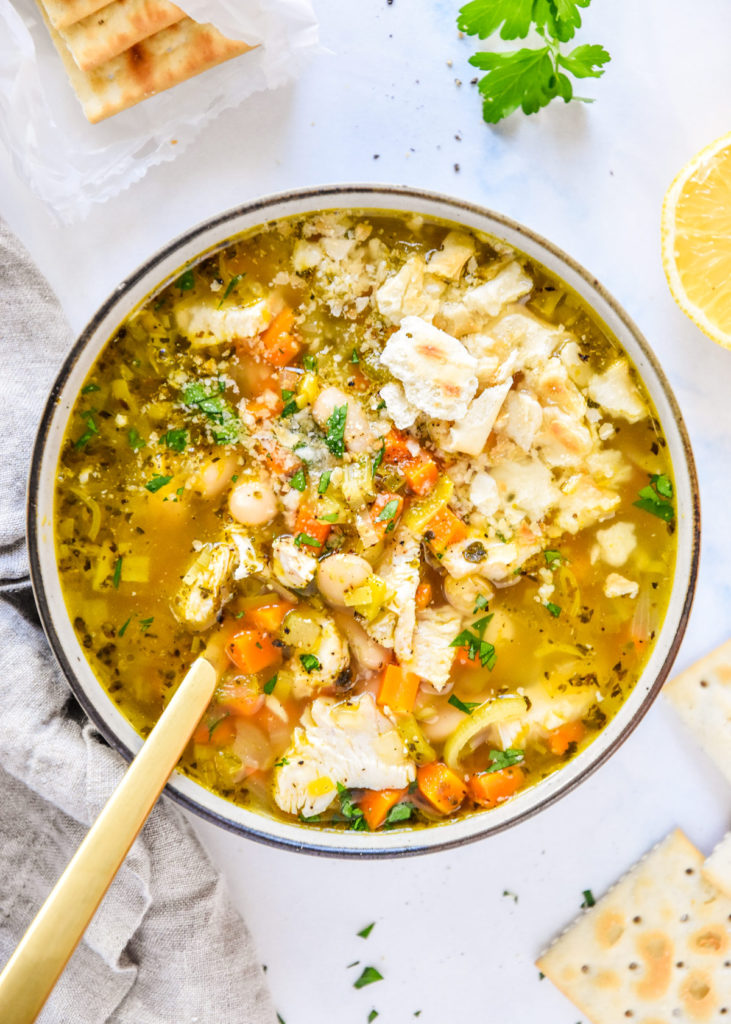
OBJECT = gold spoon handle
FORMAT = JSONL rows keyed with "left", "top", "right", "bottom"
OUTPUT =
{"left": 0, "top": 656, "right": 218, "bottom": 1024}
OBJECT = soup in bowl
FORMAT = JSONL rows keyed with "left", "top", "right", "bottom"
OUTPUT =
{"left": 29, "top": 188, "right": 699, "bottom": 855}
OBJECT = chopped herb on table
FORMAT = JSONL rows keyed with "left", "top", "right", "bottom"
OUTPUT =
{"left": 502, "top": 889, "right": 518, "bottom": 902}
{"left": 581, "top": 888, "right": 596, "bottom": 907}
{"left": 368, "top": 1012, "right": 379, "bottom": 1023}
{"left": 353, "top": 966, "right": 383, "bottom": 989}
{"left": 357, "top": 922, "right": 376, "bottom": 939}
{"left": 458, "top": 0, "right": 611, "bottom": 124}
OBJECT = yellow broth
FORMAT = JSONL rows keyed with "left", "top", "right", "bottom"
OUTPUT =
{"left": 55, "top": 210, "right": 676, "bottom": 831}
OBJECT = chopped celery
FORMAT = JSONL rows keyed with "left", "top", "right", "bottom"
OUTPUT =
{"left": 343, "top": 573, "right": 390, "bottom": 621}
{"left": 341, "top": 455, "right": 375, "bottom": 509}
{"left": 396, "top": 714, "right": 437, "bottom": 766}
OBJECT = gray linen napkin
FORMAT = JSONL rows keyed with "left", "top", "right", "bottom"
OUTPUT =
{"left": 0, "top": 221, "right": 276, "bottom": 1024}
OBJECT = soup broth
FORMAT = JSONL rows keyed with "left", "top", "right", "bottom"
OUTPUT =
{"left": 55, "top": 210, "right": 676, "bottom": 832}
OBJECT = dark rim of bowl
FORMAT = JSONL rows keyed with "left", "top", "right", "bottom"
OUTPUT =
{"left": 26, "top": 184, "right": 701, "bottom": 858}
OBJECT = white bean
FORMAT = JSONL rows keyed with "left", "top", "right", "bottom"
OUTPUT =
{"left": 312, "top": 386, "right": 375, "bottom": 453}
{"left": 333, "top": 611, "right": 390, "bottom": 672}
{"left": 228, "top": 479, "right": 278, "bottom": 525}
{"left": 316, "top": 552, "right": 372, "bottom": 606}
{"left": 192, "top": 454, "right": 240, "bottom": 499}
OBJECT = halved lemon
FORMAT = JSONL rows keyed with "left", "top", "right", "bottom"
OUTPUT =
{"left": 661, "top": 131, "right": 731, "bottom": 348}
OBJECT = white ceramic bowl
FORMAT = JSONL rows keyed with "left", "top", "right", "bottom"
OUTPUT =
{"left": 28, "top": 186, "right": 700, "bottom": 857}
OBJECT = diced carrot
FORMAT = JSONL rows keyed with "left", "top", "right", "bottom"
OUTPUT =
{"left": 415, "top": 581, "right": 432, "bottom": 610}
{"left": 294, "top": 505, "right": 332, "bottom": 551}
{"left": 377, "top": 663, "right": 421, "bottom": 713}
{"left": 468, "top": 766, "right": 524, "bottom": 808}
{"left": 246, "top": 599, "right": 295, "bottom": 633}
{"left": 259, "top": 307, "right": 301, "bottom": 367}
{"left": 193, "top": 721, "right": 210, "bottom": 744}
{"left": 547, "top": 720, "right": 586, "bottom": 756}
{"left": 383, "top": 429, "right": 439, "bottom": 495}
{"left": 217, "top": 676, "right": 265, "bottom": 717}
{"left": 425, "top": 506, "right": 468, "bottom": 554}
{"left": 455, "top": 645, "right": 480, "bottom": 668}
{"left": 226, "top": 628, "right": 282, "bottom": 675}
{"left": 417, "top": 762, "right": 467, "bottom": 815}
{"left": 369, "top": 492, "right": 404, "bottom": 539}
{"left": 359, "top": 787, "right": 409, "bottom": 831}
{"left": 384, "top": 427, "right": 413, "bottom": 463}
{"left": 402, "top": 457, "right": 438, "bottom": 496}
{"left": 209, "top": 716, "right": 237, "bottom": 747}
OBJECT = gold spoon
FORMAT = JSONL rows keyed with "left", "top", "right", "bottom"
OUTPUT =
{"left": 0, "top": 655, "right": 218, "bottom": 1024}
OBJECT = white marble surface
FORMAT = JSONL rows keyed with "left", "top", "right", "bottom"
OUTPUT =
{"left": 3, "top": 1, "right": 731, "bottom": 1021}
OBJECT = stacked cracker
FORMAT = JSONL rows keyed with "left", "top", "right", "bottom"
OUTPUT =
{"left": 537, "top": 642, "right": 731, "bottom": 1022}
{"left": 37, "top": 0, "right": 254, "bottom": 123}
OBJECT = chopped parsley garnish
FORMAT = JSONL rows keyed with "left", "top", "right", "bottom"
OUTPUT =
{"left": 319, "top": 512, "right": 339, "bottom": 523}
{"left": 182, "top": 381, "right": 241, "bottom": 444}
{"left": 318, "top": 470, "right": 332, "bottom": 494}
{"left": 217, "top": 273, "right": 244, "bottom": 308}
{"left": 176, "top": 268, "right": 195, "bottom": 290}
{"left": 503, "top": 890, "right": 518, "bottom": 903}
{"left": 372, "top": 440, "right": 385, "bottom": 475}
{"left": 357, "top": 922, "right": 376, "bottom": 939}
{"left": 384, "top": 802, "right": 413, "bottom": 826}
{"left": 633, "top": 473, "right": 674, "bottom": 523}
{"left": 81, "top": 382, "right": 100, "bottom": 394}
{"left": 581, "top": 888, "right": 596, "bottom": 908}
{"left": 139, "top": 616, "right": 154, "bottom": 632}
{"left": 368, "top": 1012, "right": 379, "bottom": 1023}
{"left": 337, "top": 783, "right": 367, "bottom": 830}
{"left": 450, "top": 621, "right": 497, "bottom": 669}
{"left": 145, "top": 475, "right": 172, "bottom": 493}
{"left": 448, "top": 694, "right": 481, "bottom": 715}
{"left": 473, "top": 593, "right": 489, "bottom": 613}
{"left": 303, "top": 354, "right": 318, "bottom": 372}
{"left": 74, "top": 410, "right": 98, "bottom": 449}
{"left": 376, "top": 399, "right": 387, "bottom": 411}
{"left": 274, "top": 757, "right": 289, "bottom": 768}
{"left": 128, "top": 428, "right": 146, "bottom": 451}
{"left": 354, "top": 966, "right": 383, "bottom": 989}
{"left": 298, "top": 811, "right": 321, "bottom": 823}
{"left": 277, "top": 1015, "right": 286, "bottom": 1024}
{"left": 546, "top": 602, "right": 562, "bottom": 618}
{"left": 486, "top": 748, "right": 524, "bottom": 773}
{"left": 376, "top": 498, "right": 399, "bottom": 523}
{"left": 263, "top": 674, "right": 278, "bottom": 695}
{"left": 325, "top": 404, "right": 348, "bottom": 457}
{"left": 351, "top": 348, "right": 360, "bottom": 364}
{"left": 295, "top": 533, "right": 321, "bottom": 549}
{"left": 299, "top": 653, "right": 321, "bottom": 673}
{"left": 118, "top": 617, "right": 131, "bottom": 637}
{"left": 289, "top": 467, "right": 307, "bottom": 492}
{"left": 544, "top": 549, "right": 563, "bottom": 567}
{"left": 161, "top": 429, "right": 187, "bottom": 452}
{"left": 111, "top": 556, "right": 123, "bottom": 589}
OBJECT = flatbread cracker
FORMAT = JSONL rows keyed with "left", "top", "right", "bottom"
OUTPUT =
{"left": 663, "top": 639, "right": 731, "bottom": 785}
{"left": 43, "top": 16, "right": 254, "bottom": 123}
{"left": 59, "top": 0, "right": 185, "bottom": 72}
{"left": 39, "top": 0, "right": 111, "bottom": 31}
{"left": 703, "top": 831, "right": 731, "bottom": 899}
{"left": 537, "top": 830, "right": 731, "bottom": 1023}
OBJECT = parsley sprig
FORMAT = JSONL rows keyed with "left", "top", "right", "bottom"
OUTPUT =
{"left": 458, "top": 0, "right": 611, "bottom": 124}
{"left": 337, "top": 783, "right": 368, "bottom": 831}
{"left": 182, "top": 380, "right": 241, "bottom": 445}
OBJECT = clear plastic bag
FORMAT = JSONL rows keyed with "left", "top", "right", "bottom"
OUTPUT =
{"left": 0, "top": 0, "right": 319, "bottom": 222}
